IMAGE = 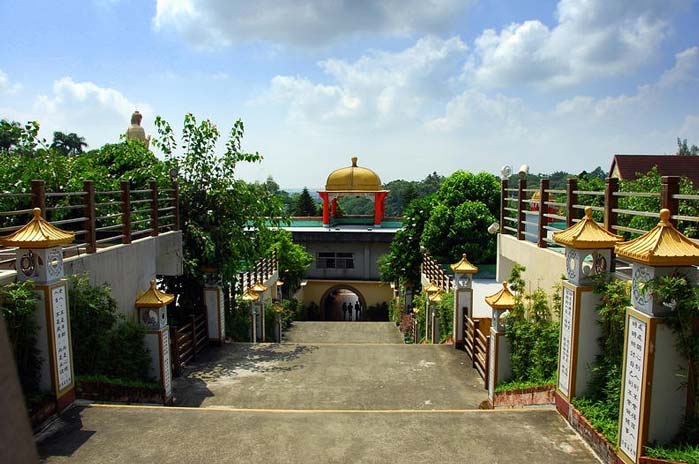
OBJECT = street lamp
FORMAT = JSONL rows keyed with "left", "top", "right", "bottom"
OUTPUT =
{"left": 424, "top": 282, "right": 440, "bottom": 343}
{"left": 428, "top": 290, "right": 443, "bottom": 344}
{"left": 242, "top": 289, "right": 259, "bottom": 343}
{"left": 251, "top": 281, "right": 268, "bottom": 341}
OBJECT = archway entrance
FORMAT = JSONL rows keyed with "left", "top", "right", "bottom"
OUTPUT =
{"left": 320, "top": 285, "right": 367, "bottom": 321}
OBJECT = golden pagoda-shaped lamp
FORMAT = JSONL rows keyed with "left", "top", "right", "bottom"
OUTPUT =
{"left": 613, "top": 209, "right": 699, "bottom": 463}
{"left": 428, "top": 290, "right": 443, "bottom": 344}
{"left": 242, "top": 288, "right": 260, "bottom": 343}
{"left": 450, "top": 253, "right": 479, "bottom": 349}
{"left": 552, "top": 206, "right": 623, "bottom": 404}
{"left": 484, "top": 281, "right": 515, "bottom": 402}
{"left": 135, "top": 280, "right": 174, "bottom": 403}
{"left": 423, "top": 282, "right": 440, "bottom": 343}
{"left": 0, "top": 208, "right": 76, "bottom": 410}
{"left": 251, "top": 281, "right": 268, "bottom": 341}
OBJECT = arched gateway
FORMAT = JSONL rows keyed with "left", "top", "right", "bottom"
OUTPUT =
{"left": 320, "top": 284, "right": 367, "bottom": 321}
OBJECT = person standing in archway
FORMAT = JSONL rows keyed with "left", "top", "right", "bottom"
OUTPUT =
{"left": 342, "top": 302, "right": 348, "bottom": 321}
{"left": 354, "top": 300, "right": 361, "bottom": 321}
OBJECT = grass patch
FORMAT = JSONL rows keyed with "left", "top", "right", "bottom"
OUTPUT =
{"left": 645, "top": 444, "right": 699, "bottom": 464}
{"left": 495, "top": 377, "right": 555, "bottom": 393}
{"left": 571, "top": 397, "right": 618, "bottom": 445}
{"left": 77, "top": 374, "right": 161, "bottom": 391}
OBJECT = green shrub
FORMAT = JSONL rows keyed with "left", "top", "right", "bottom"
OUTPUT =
{"left": 0, "top": 280, "right": 41, "bottom": 396}
{"left": 69, "top": 275, "right": 119, "bottom": 375}
{"left": 437, "top": 292, "right": 454, "bottom": 343}
{"left": 227, "top": 300, "right": 251, "bottom": 342}
{"left": 504, "top": 264, "right": 559, "bottom": 384}
{"left": 571, "top": 276, "right": 629, "bottom": 444}
{"left": 69, "top": 275, "right": 151, "bottom": 382}
{"left": 281, "top": 298, "right": 299, "bottom": 328}
{"left": 103, "top": 321, "right": 150, "bottom": 380}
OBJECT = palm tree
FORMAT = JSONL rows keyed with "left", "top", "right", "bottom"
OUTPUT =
{"left": 51, "top": 131, "right": 87, "bottom": 155}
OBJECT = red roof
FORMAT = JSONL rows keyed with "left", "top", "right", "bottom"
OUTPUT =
{"left": 609, "top": 154, "right": 699, "bottom": 186}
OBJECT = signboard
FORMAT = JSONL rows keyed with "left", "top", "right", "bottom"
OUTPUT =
{"left": 218, "top": 290, "right": 225, "bottom": 339}
{"left": 161, "top": 329, "right": 172, "bottom": 397}
{"left": 52, "top": 285, "right": 72, "bottom": 392}
{"left": 558, "top": 287, "right": 574, "bottom": 396}
{"left": 619, "top": 315, "right": 647, "bottom": 461}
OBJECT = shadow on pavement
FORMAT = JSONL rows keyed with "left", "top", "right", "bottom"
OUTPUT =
{"left": 173, "top": 343, "right": 317, "bottom": 407}
{"left": 37, "top": 406, "right": 95, "bottom": 459}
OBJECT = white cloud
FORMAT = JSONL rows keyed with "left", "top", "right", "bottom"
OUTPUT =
{"left": 0, "top": 69, "right": 22, "bottom": 95}
{"left": 153, "top": 0, "right": 467, "bottom": 47}
{"left": 426, "top": 90, "right": 532, "bottom": 136}
{"left": 658, "top": 46, "right": 699, "bottom": 88}
{"left": 254, "top": 36, "right": 468, "bottom": 126}
{"left": 468, "top": 0, "right": 691, "bottom": 88}
{"left": 30, "top": 77, "right": 152, "bottom": 148}
{"left": 679, "top": 115, "right": 699, "bottom": 139}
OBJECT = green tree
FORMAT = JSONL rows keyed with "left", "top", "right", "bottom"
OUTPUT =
{"left": 294, "top": 187, "right": 317, "bottom": 216}
{"left": 152, "top": 113, "right": 285, "bottom": 309}
{"left": 421, "top": 200, "right": 497, "bottom": 264}
{"left": 379, "top": 194, "right": 434, "bottom": 285}
{"left": 677, "top": 138, "right": 699, "bottom": 156}
{"left": 51, "top": 131, "right": 88, "bottom": 155}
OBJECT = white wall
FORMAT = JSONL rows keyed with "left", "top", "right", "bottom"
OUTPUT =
{"left": 1, "top": 232, "right": 182, "bottom": 320}
{"left": 497, "top": 233, "right": 566, "bottom": 294}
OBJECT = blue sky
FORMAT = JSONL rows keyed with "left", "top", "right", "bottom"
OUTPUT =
{"left": 1, "top": 0, "right": 698, "bottom": 188}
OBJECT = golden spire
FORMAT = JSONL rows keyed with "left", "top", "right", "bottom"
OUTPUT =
{"left": 615, "top": 209, "right": 699, "bottom": 266}
{"left": 552, "top": 206, "right": 622, "bottom": 249}
{"left": 251, "top": 281, "right": 268, "bottom": 293}
{"left": 429, "top": 291, "right": 443, "bottom": 303}
{"left": 423, "top": 281, "right": 440, "bottom": 294}
{"left": 0, "top": 208, "right": 75, "bottom": 249}
{"left": 242, "top": 288, "right": 259, "bottom": 301}
{"left": 450, "top": 253, "right": 479, "bottom": 274}
{"left": 135, "top": 280, "right": 174, "bottom": 308}
{"left": 485, "top": 281, "right": 516, "bottom": 309}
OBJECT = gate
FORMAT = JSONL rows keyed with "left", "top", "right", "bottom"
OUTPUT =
{"left": 170, "top": 313, "right": 209, "bottom": 375}
{"left": 463, "top": 313, "right": 490, "bottom": 388}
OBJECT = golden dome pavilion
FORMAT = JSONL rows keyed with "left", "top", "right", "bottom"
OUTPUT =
{"left": 325, "top": 157, "right": 382, "bottom": 192}
{"left": 318, "top": 156, "right": 389, "bottom": 227}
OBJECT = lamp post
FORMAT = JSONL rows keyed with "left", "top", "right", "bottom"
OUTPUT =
{"left": 613, "top": 209, "right": 699, "bottom": 463}
{"left": 428, "top": 290, "right": 443, "bottom": 344}
{"left": 242, "top": 289, "right": 259, "bottom": 343}
{"left": 450, "top": 253, "right": 478, "bottom": 350}
{"left": 485, "top": 281, "right": 515, "bottom": 402}
{"left": 252, "top": 281, "right": 268, "bottom": 341}
{"left": 423, "top": 282, "right": 440, "bottom": 343}
{"left": 0, "top": 208, "right": 76, "bottom": 411}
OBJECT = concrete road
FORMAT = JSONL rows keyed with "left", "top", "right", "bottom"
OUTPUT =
{"left": 37, "top": 322, "right": 600, "bottom": 463}
{"left": 282, "top": 321, "right": 404, "bottom": 344}
{"left": 172, "top": 343, "right": 486, "bottom": 409}
{"left": 39, "top": 404, "right": 598, "bottom": 464}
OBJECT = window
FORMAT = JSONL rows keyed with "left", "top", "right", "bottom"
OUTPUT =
{"left": 317, "top": 252, "right": 354, "bottom": 269}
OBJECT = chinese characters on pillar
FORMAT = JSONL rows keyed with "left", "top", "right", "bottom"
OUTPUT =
{"left": 558, "top": 287, "right": 574, "bottom": 396}
{"left": 488, "top": 335, "right": 496, "bottom": 398}
{"left": 619, "top": 316, "right": 646, "bottom": 461}
{"left": 161, "top": 329, "right": 172, "bottom": 397}
{"left": 52, "top": 285, "right": 72, "bottom": 392}
{"left": 218, "top": 291, "right": 225, "bottom": 339}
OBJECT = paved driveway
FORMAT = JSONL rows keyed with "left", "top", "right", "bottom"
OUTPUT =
{"left": 37, "top": 322, "right": 600, "bottom": 463}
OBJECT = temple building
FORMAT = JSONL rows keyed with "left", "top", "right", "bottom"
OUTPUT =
{"left": 288, "top": 157, "right": 401, "bottom": 321}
